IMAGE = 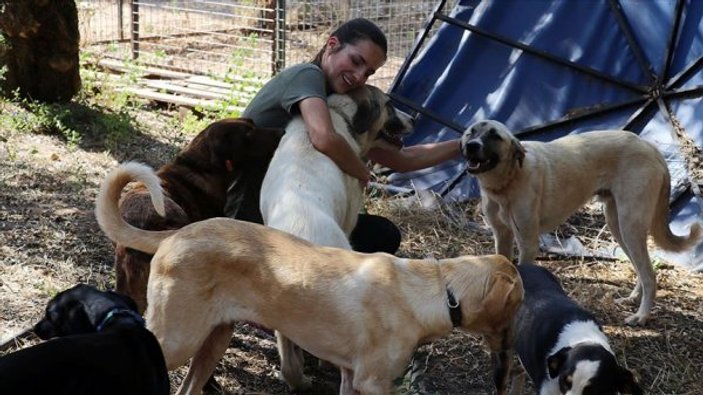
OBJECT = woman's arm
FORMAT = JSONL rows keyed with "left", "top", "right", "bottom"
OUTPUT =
{"left": 366, "top": 138, "right": 462, "bottom": 173}
{"left": 298, "top": 97, "right": 371, "bottom": 184}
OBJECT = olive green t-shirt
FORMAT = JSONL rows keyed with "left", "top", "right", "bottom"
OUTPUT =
{"left": 242, "top": 63, "right": 328, "bottom": 129}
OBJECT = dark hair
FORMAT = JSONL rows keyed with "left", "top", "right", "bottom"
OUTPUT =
{"left": 311, "top": 18, "right": 388, "bottom": 65}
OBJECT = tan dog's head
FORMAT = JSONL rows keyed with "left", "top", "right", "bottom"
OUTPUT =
{"left": 461, "top": 120, "right": 526, "bottom": 175}
{"left": 443, "top": 255, "right": 524, "bottom": 351}
{"left": 328, "top": 84, "right": 414, "bottom": 152}
{"left": 180, "top": 118, "right": 284, "bottom": 172}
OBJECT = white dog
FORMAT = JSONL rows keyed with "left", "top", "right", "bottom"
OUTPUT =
{"left": 259, "top": 84, "right": 414, "bottom": 390}
{"left": 461, "top": 120, "right": 701, "bottom": 326}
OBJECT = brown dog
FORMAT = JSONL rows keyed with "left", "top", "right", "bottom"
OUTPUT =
{"left": 114, "top": 118, "right": 283, "bottom": 312}
{"left": 95, "top": 162, "right": 524, "bottom": 395}
{"left": 461, "top": 120, "right": 702, "bottom": 326}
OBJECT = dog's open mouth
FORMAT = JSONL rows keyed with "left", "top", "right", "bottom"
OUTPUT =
{"left": 465, "top": 157, "right": 494, "bottom": 174}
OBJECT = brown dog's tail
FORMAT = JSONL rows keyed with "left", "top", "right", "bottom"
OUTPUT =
{"left": 95, "top": 162, "right": 176, "bottom": 254}
{"left": 650, "top": 172, "right": 702, "bottom": 252}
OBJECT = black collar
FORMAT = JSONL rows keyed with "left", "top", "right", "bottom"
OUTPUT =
{"left": 446, "top": 288, "right": 462, "bottom": 327}
{"left": 96, "top": 308, "right": 145, "bottom": 332}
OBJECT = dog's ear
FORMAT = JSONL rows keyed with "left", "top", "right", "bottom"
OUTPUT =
{"left": 617, "top": 367, "right": 643, "bottom": 395}
{"left": 511, "top": 139, "right": 526, "bottom": 167}
{"left": 547, "top": 347, "right": 570, "bottom": 378}
{"left": 481, "top": 270, "right": 521, "bottom": 323}
{"left": 239, "top": 117, "right": 256, "bottom": 127}
{"left": 208, "top": 126, "right": 251, "bottom": 168}
{"left": 351, "top": 98, "right": 381, "bottom": 135}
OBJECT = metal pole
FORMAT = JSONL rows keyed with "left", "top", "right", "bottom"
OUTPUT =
{"left": 131, "top": 0, "right": 139, "bottom": 60}
{"left": 273, "top": 0, "right": 286, "bottom": 74}
{"left": 118, "top": 0, "right": 124, "bottom": 41}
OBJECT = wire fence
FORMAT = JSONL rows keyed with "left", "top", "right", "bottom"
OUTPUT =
{"left": 78, "top": 0, "right": 443, "bottom": 104}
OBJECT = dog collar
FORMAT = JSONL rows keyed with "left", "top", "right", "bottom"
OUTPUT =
{"left": 446, "top": 289, "right": 462, "bottom": 327}
{"left": 96, "top": 308, "right": 146, "bottom": 332}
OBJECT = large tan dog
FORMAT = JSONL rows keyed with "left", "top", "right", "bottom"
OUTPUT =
{"left": 95, "top": 162, "right": 524, "bottom": 395}
{"left": 114, "top": 118, "right": 283, "bottom": 313}
{"left": 260, "top": 84, "right": 414, "bottom": 389}
{"left": 461, "top": 119, "right": 702, "bottom": 326}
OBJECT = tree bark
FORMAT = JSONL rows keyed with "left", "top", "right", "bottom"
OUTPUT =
{"left": 0, "top": 0, "right": 81, "bottom": 102}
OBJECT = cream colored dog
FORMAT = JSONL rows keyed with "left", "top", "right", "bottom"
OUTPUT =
{"left": 95, "top": 162, "right": 524, "bottom": 395}
{"left": 260, "top": 84, "right": 414, "bottom": 249}
{"left": 259, "top": 84, "right": 414, "bottom": 389}
{"left": 461, "top": 120, "right": 701, "bottom": 326}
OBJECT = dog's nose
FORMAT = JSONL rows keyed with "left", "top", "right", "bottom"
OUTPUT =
{"left": 462, "top": 140, "right": 482, "bottom": 158}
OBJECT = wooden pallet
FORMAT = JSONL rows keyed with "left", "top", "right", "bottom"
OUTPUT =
{"left": 94, "top": 58, "right": 256, "bottom": 113}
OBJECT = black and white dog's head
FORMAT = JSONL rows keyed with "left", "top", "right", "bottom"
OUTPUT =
{"left": 507, "top": 265, "right": 643, "bottom": 395}
{"left": 545, "top": 324, "right": 643, "bottom": 395}
{"left": 460, "top": 119, "right": 526, "bottom": 175}
{"left": 34, "top": 284, "right": 143, "bottom": 339}
{"left": 328, "top": 84, "right": 414, "bottom": 153}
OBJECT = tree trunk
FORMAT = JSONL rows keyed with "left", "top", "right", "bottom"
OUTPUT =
{"left": 0, "top": 0, "right": 81, "bottom": 102}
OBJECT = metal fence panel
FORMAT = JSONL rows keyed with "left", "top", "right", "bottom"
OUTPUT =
{"left": 78, "top": 0, "right": 439, "bottom": 97}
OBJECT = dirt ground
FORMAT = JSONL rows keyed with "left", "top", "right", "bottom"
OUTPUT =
{"left": 1, "top": 98, "right": 702, "bottom": 395}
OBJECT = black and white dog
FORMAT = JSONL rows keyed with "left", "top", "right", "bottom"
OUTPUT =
{"left": 494, "top": 264, "right": 643, "bottom": 395}
{"left": 0, "top": 284, "right": 169, "bottom": 395}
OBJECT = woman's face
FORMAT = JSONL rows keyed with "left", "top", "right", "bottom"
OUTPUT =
{"left": 322, "top": 37, "right": 386, "bottom": 94}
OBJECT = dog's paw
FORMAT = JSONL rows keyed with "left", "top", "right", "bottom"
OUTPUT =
{"left": 277, "top": 371, "right": 312, "bottom": 392}
{"left": 624, "top": 312, "right": 648, "bottom": 326}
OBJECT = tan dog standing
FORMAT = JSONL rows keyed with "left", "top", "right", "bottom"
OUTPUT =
{"left": 461, "top": 119, "right": 701, "bottom": 326}
{"left": 260, "top": 84, "right": 413, "bottom": 390}
{"left": 95, "top": 162, "right": 524, "bottom": 395}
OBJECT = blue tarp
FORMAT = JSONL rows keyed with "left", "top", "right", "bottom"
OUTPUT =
{"left": 387, "top": 0, "right": 703, "bottom": 270}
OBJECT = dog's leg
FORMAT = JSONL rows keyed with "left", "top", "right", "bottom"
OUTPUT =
{"left": 493, "top": 349, "right": 513, "bottom": 395}
{"left": 351, "top": 371, "right": 389, "bottom": 395}
{"left": 490, "top": 327, "right": 515, "bottom": 395}
{"left": 339, "top": 368, "right": 359, "bottom": 395}
{"left": 604, "top": 196, "right": 649, "bottom": 319}
{"left": 614, "top": 206, "right": 656, "bottom": 326}
{"left": 483, "top": 198, "right": 515, "bottom": 260}
{"left": 513, "top": 222, "right": 540, "bottom": 265}
{"left": 605, "top": 196, "right": 643, "bottom": 308}
{"left": 276, "top": 331, "right": 311, "bottom": 391}
{"left": 176, "top": 323, "right": 234, "bottom": 395}
{"left": 508, "top": 371, "right": 525, "bottom": 395}
{"left": 622, "top": 244, "right": 655, "bottom": 326}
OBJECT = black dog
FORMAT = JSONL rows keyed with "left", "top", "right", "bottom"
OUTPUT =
{"left": 494, "top": 264, "right": 643, "bottom": 395}
{"left": 0, "top": 284, "right": 169, "bottom": 395}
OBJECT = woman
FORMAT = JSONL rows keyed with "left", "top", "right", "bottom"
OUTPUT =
{"left": 227, "top": 18, "right": 461, "bottom": 254}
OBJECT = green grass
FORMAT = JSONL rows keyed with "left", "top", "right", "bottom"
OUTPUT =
{"left": 0, "top": 55, "right": 252, "bottom": 149}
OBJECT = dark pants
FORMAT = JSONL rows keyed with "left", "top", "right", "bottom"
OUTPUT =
{"left": 350, "top": 213, "right": 401, "bottom": 254}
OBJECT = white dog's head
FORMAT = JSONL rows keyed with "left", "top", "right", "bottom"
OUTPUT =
{"left": 328, "top": 85, "right": 414, "bottom": 153}
{"left": 460, "top": 120, "right": 526, "bottom": 175}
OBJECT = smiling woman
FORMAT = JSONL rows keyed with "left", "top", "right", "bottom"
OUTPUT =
{"left": 224, "top": 18, "right": 462, "bottom": 255}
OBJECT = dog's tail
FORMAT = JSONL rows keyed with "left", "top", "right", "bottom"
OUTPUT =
{"left": 650, "top": 172, "right": 702, "bottom": 252}
{"left": 95, "top": 162, "right": 176, "bottom": 254}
